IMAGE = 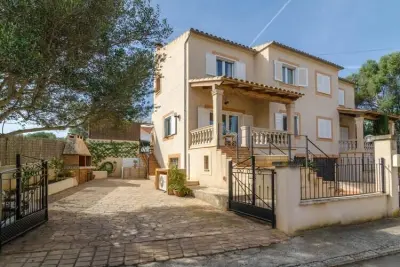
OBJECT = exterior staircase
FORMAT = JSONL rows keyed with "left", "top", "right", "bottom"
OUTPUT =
{"left": 139, "top": 153, "right": 160, "bottom": 176}
{"left": 219, "top": 146, "right": 251, "bottom": 164}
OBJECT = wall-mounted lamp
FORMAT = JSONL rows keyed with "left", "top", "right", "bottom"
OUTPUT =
{"left": 223, "top": 96, "right": 230, "bottom": 105}
{"left": 174, "top": 112, "right": 181, "bottom": 120}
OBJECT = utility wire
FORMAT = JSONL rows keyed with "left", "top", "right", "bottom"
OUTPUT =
{"left": 316, "top": 47, "right": 398, "bottom": 56}
{"left": 249, "top": 0, "right": 292, "bottom": 46}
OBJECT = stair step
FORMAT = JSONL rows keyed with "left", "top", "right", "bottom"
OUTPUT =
{"left": 185, "top": 180, "right": 200, "bottom": 187}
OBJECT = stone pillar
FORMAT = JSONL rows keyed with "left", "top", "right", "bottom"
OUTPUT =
{"left": 212, "top": 87, "right": 224, "bottom": 147}
{"left": 241, "top": 126, "right": 250, "bottom": 147}
{"left": 285, "top": 103, "right": 295, "bottom": 134}
{"left": 355, "top": 117, "right": 365, "bottom": 152}
{"left": 389, "top": 121, "right": 396, "bottom": 136}
{"left": 373, "top": 135, "right": 399, "bottom": 216}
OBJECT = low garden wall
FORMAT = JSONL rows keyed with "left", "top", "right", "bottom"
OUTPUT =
{"left": 93, "top": 171, "right": 108, "bottom": 179}
{"left": 48, "top": 177, "right": 78, "bottom": 195}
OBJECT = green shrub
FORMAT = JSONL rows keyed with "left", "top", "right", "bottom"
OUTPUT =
{"left": 168, "top": 165, "right": 192, "bottom": 196}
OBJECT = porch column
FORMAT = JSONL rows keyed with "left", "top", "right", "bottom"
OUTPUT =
{"left": 212, "top": 86, "right": 224, "bottom": 147}
{"left": 355, "top": 116, "right": 365, "bottom": 152}
{"left": 389, "top": 121, "right": 396, "bottom": 135}
{"left": 285, "top": 103, "right": 295, "bottom": 134}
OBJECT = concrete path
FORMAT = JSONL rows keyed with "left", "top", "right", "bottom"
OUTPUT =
{"left": 0, "top": 179, "right": 286, "bottom": 267}
{"left": 139, "top": 217, "right": 400, "bottom": 267}
{"left": 344, "top": 253, "right": 400, "bottom": 266}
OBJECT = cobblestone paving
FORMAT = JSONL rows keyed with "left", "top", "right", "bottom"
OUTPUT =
{"left": 0, "top": 179, "right": 287, "bottom": 266}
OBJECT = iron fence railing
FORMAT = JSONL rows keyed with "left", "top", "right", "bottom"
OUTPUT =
{"left": 1, "top": 154, "right": 48, "bottom": 248}
{"left": 300, "top": 156, "right": 385, "bottom": 200}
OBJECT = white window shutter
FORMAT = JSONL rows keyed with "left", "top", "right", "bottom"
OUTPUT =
{"left": 325, "top": 75, "right": 331, "bottom": 94}
{"left": 275, "top": 113, "right": 284, "bottom": 131}
{"left": 318, "top": 118, "right": 332, "bottom": 139}
{"left": 234, "top": 61, "right": 246, "bottom": 80}
{"left": 297, "top": 67, "right": 308, "bottom": 87}
{"left": 338, "top": 89, "right": 345, "bottom": 105}
{"left": 206, "top": 53, "right": 216, "bottom": 76}
{"left": 274, "top": 60, "right": 283, "bottom": 82}
{"left": 170, "top": 115, "right": 177, "bottom": 135}
{"left": 317, "top": 73, "right": 323, "bottom": 92}
{"left": 242, "top": 114, "right": 254, "bottom": 127}
{"left": 198, "top": 107, "right": 210, "bottom": 128}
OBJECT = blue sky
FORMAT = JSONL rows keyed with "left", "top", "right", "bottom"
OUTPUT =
{"left": 154, "top": 0, "right": 400, "bottom": 77}
{"left": 4, "top": 0, "right": 400, "bottom": 137}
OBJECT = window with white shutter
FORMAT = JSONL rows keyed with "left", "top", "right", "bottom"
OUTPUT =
{"left": 338, "top": 89, "right": 345, "bottom": 106}
{"left": 275, "top": 113, "right": 284, "bottom": 131}
{"left": 274, "top": 60, "right": 283, "bottom": 81}
{"left": 164, "top": 113, "right": 177, "bottom": 137}
{"left": 317, "top": 117, "right": 332, "bottom": 140}
{"left": 235, "top": 61, "right": 246, "bottom": 80}
{"left": 206, "top": 53, "right": 217, "bottom": 76}
{"left": 297, "top": 68, "right": 308, "bottom": 87}
{"left": 316, "top": 73, "right": 331, "bottom": 95}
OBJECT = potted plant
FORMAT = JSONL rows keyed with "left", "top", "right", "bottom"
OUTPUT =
{"left": 168, "top": 165, "right": 192, "bottom": 197}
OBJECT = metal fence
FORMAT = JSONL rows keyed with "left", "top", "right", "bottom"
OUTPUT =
{"left": 1, "top": 155, "right": 48, "bottom": 247}
{"left": 301, "top": 157, "right": 385, "bottom": 200}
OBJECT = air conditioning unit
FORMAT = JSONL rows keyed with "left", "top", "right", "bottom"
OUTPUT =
{"left": 159, "top": 174, "right": 168, "bottom": 192}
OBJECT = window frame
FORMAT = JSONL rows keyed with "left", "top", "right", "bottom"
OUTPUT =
{"left": 155, "top": 76, "right": 161, "bottom": 96}
{"left": 315, "top": 71, "right": 332, "bottom": 97}
{"left": 316, "top": 116, "right": 333, "bottom": 141}
{"left": 338, "top": 88, "right": 345, "bottom": 106}
{"left": 163, "top": 112, "right": 177, "bottom": 140}
{"left": 216, "top": 57, "right": 235, "bottom": 77}
{"left": 203, "top": 155, "right": 210, "bottom": 172}
{"left": 281, "top": 113, "right": 300, "bottom": 136}
{"left": 168, "top": 154, "right": 180, "bottom": 168}
{"left": 282, "top": 65, "right": 296, "bottom": 85}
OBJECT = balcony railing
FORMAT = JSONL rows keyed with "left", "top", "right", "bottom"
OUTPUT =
{"left": 190, "top": 125, "right": 214, "bottom": 147}
{"left": 251, "top": 127, "right": 289, "bottom": 148}
{"left": 339, "top": 139, "right": 358, "bottom": 153}
{"left": 339, "top": 139, "right": 374, "bottom": 153}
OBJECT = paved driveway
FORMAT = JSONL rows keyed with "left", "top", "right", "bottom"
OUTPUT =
{"left": 0, "top": 179, "right": 286, "bottom": 266}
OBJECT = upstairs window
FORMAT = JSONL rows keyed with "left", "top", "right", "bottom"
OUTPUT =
{"left": 216, "top": 59, "right": 234, "bottom": 77}
{"left": 155, "top": 76, "right": 161, "bottom": 94}
{"left": 316, "top": 73, "right": 331, "bottom": 95}
{"left": 338, "top": 89, "right": 345, "bottom": 106}
{"left": 282, "top": 65, "right": 296, "bottom": 85}
{"left": 275, "top": 113, "right": 300, "bottom": 136}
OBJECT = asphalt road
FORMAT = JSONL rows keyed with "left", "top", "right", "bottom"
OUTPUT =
{"left": 345, "top": 253, "right": 400, "bottom": 266}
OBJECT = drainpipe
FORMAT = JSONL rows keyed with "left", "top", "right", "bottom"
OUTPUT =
{"left": 184, "top": 32, "right": 191, "bottom": 177}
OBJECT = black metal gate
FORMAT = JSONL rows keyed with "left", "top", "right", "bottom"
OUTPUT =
{"left": 1, "top": 154, "right": 48, "bottom": 248}
{"left": 228, "top": 156, "right": 276, "bottom": 227}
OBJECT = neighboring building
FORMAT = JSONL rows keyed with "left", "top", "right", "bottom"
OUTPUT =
{"left": 151, "top": 28, "right": 398, "bottom": 189}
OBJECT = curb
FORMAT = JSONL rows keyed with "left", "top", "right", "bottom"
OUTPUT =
{"left": 291, "top": 244, "right": 400, "bottom": 266}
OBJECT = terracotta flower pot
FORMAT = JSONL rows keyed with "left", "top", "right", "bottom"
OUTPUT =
{"left": 168, "top": 188, "right": 174, "bottom": 195}
{"left": 173, "top": 190, "right": 185, "bottom": 197}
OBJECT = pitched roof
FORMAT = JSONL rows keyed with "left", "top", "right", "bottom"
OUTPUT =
{"left": 339, "top": 77, "right": 356, "bottom": 86}
{"left": 255, "top": 41, "right": 343, "bottom": 70}
{"left": 63, "top": 135, "right": 91, "bottom": 156}
{"left": 188, "top": 28, "right": 343, "bottom": 70}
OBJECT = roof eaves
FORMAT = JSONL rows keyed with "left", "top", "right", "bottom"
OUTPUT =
{"left": 264, "top": 41, "right": 344, "bottom": 70}
{"left": 339, "top": 77, "right": 356, "bottom": 86}
{"left": 190, "top": 28, "right": 257, "bottom": 53}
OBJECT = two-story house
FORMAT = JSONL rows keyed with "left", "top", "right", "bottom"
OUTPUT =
{"left": 151, "top": 28, "right": 398, "bottom": 189}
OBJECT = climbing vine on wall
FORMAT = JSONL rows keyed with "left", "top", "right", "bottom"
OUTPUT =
{"left": 86, "top": 141, "right": 139, "bottom": 167}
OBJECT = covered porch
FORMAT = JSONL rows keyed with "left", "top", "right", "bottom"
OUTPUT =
{"left": 338, "top": 107, "right": 398, "bottom": 154}
{"left": 188, "top": 76, "right": 303, "bottom": 149}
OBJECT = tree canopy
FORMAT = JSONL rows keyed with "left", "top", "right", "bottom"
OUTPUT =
{"left": 0, "top": 0, "right": 172, "bottom": 137}
{"left": 348, "top": 52, "right": 400, "bottom": 115}
{"left": 25, "top": 132, "right": 57, "bottom": 139}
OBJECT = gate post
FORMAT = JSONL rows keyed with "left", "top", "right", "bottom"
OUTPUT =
{"left": 271, "top": 170, "right": 276, "bottom": 228}
{"left": 42, "top": 160, "right": 49, "bottom": 221}
{"left": 251, "top": 155, "right": 256, "bottom": 206}
{"left": 228, "top": 160, "right": 233, "bottom": 209}
{"left": 16, "top": 154, "right": 22, "bottom": 220}
{"left": 381, "top": 157, "right": 385, "bottom": 193}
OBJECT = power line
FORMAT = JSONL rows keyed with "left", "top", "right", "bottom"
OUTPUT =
{"left": 316, "top": 47, "right": 399, "bottom": 56}
{"left": 249, "top": 0, "right": 292, "bottom": 46}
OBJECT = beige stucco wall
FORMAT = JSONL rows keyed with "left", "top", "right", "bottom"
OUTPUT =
{"left": 339, "top": 80, "right": 356, "bottom": 109}
{"left": 152, "top": 32, "right": 189, "bottom": 169}
{"left": 339, "top": 115, "right": 356, "bottom": 139}
{"left": 258, "top": 46, "right": 342, "bottom": 155}
{"left": 276, "top": 166, "right": 389, "bottom": 235}
{"left": 188, "top": 146, "right": 229, "bottom": 189}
